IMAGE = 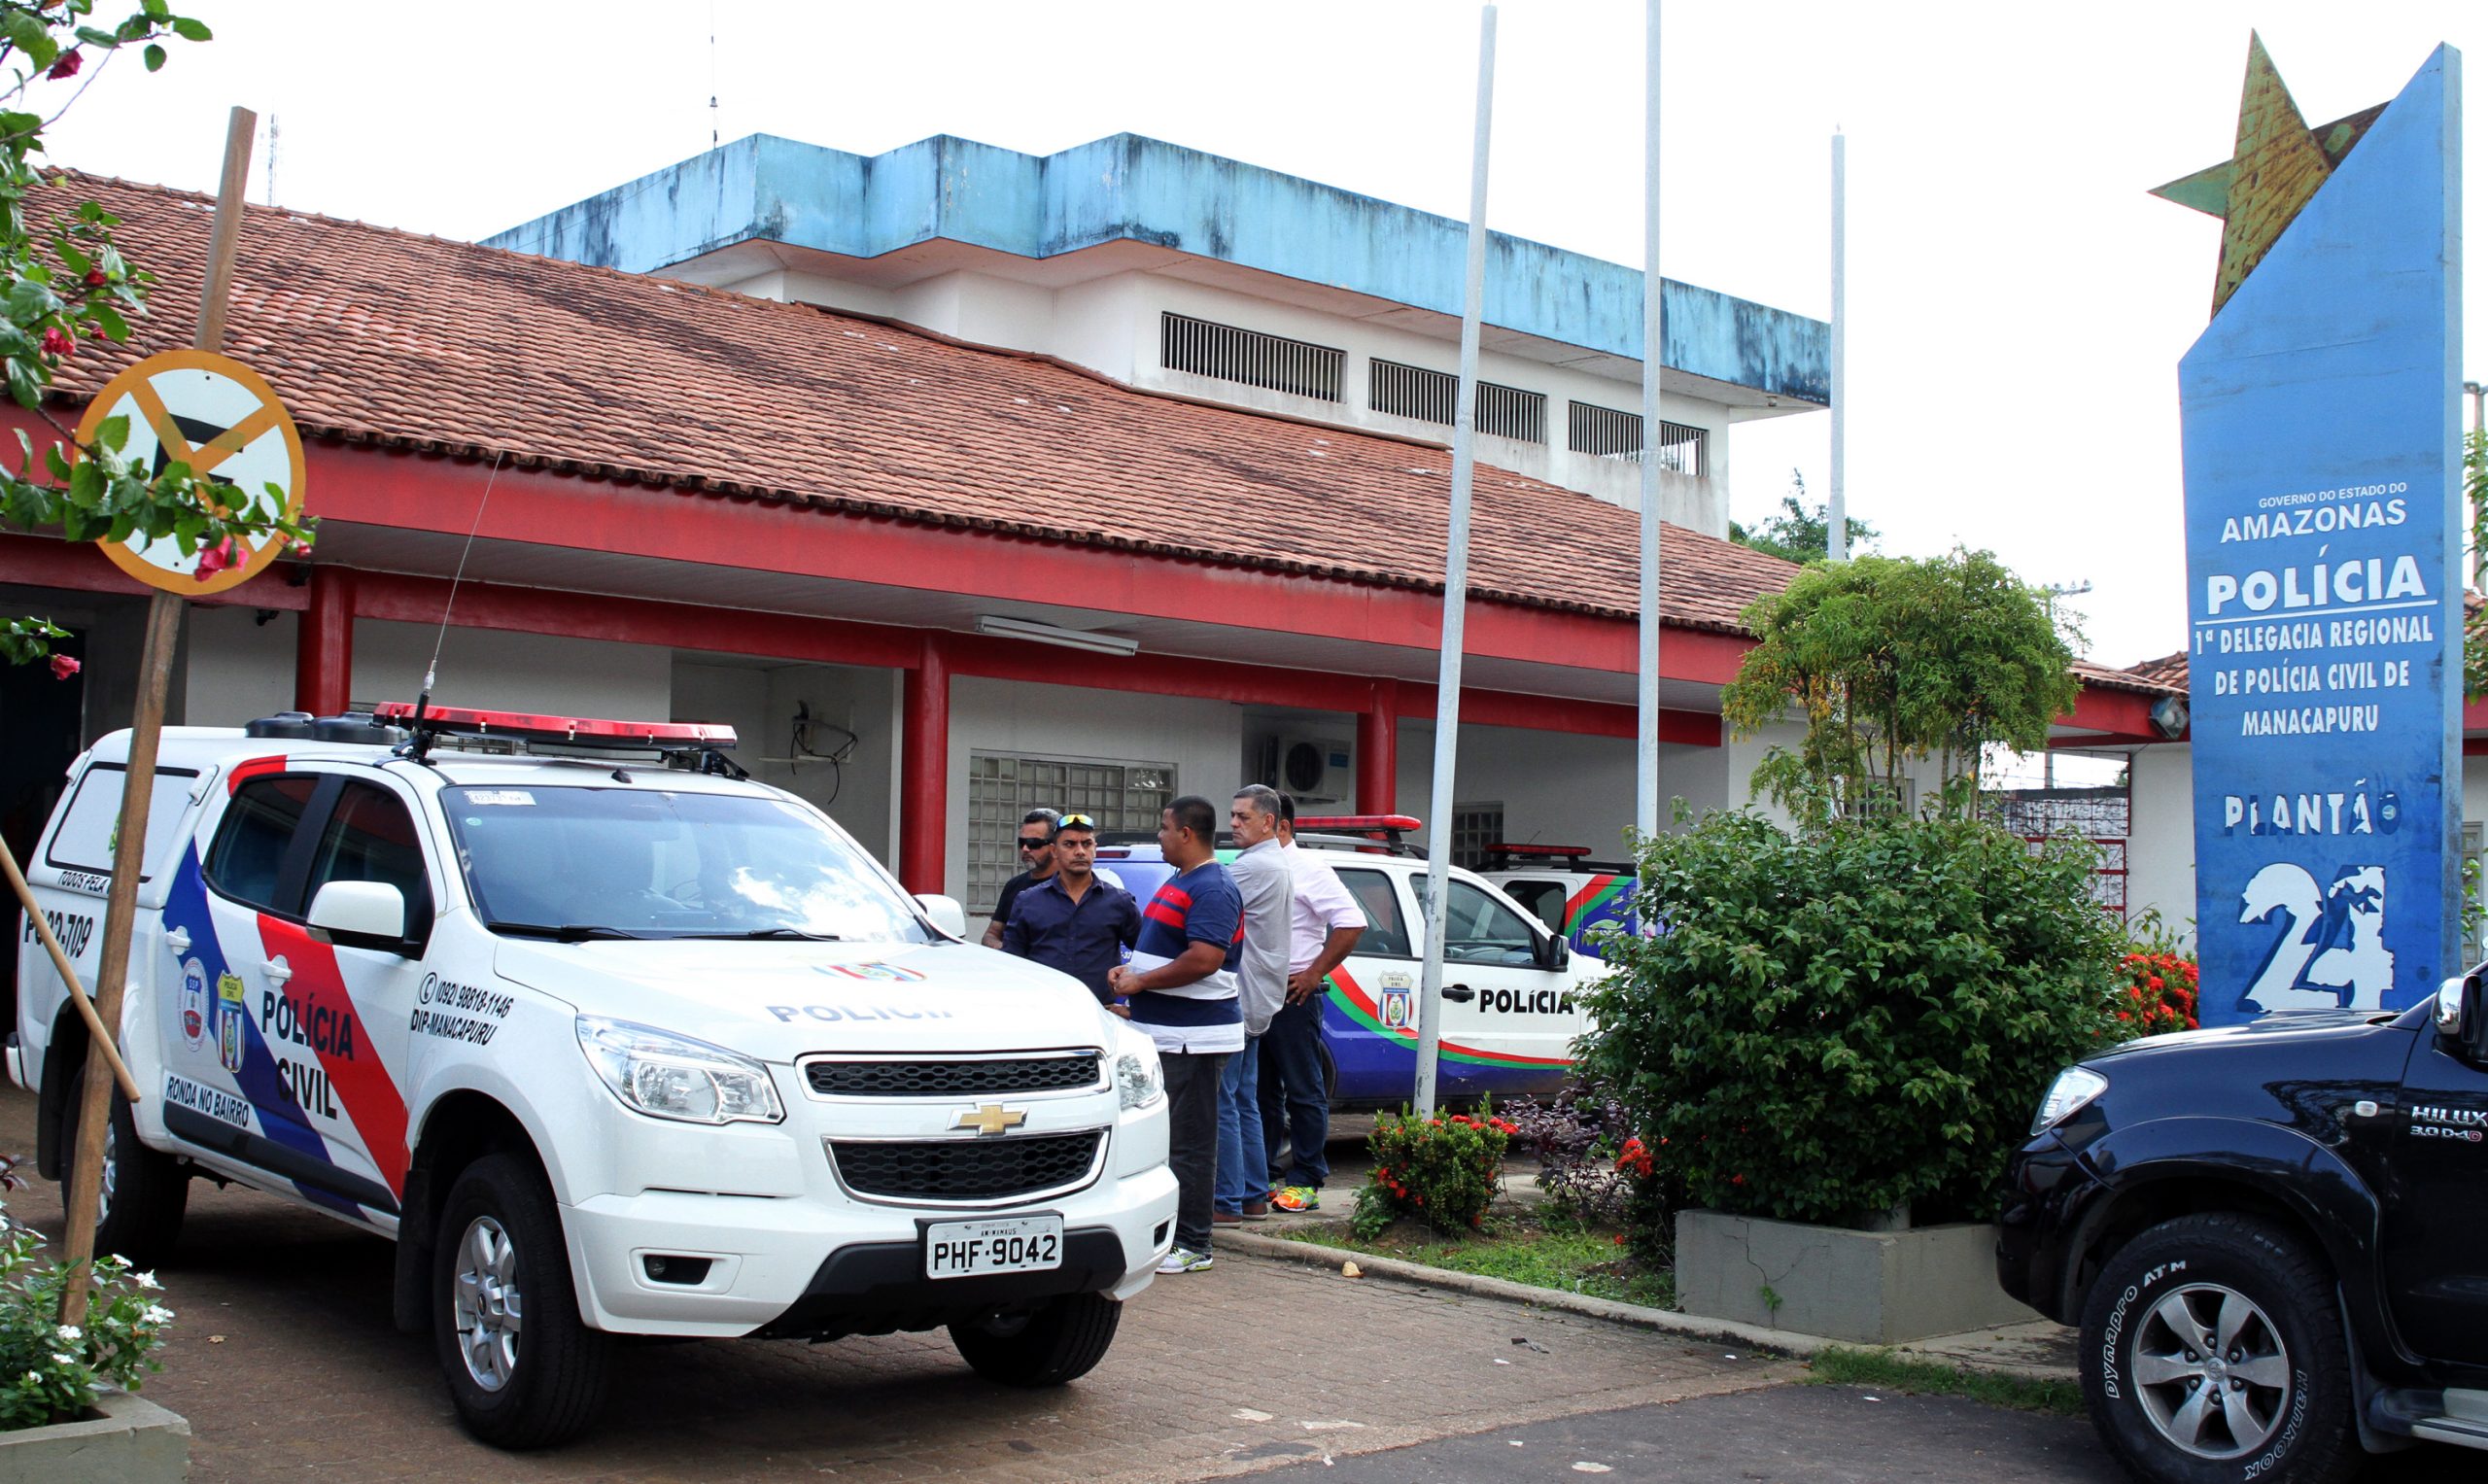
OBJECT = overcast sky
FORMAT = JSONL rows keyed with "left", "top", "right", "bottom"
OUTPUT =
{"left": 36, "top": 1, "right": 2488, "bottom": 670}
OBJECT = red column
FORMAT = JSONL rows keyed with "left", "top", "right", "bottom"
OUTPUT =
{"left": 1357, "top": 677, "right": 1398, "bottom": 816}
{"left": 292, "top": 566, "right": 356, "bottom": 716}
{"left": 899, "top": 633, "right": 950, "bottom": 896}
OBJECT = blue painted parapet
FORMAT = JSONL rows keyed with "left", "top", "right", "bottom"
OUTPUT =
{"left": 487, "top": 132, "right": 1827, "bottom": 407}
{"left": 2177, "top": 46, "right": 2464, "bottom": 1023}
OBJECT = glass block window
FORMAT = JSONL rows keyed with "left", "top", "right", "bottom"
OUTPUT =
{"left": 1448, "top": 803, "right": 1504, "bottom": 871}
{"left": 966, "top": 753, "right": 1175, "bottom": 908}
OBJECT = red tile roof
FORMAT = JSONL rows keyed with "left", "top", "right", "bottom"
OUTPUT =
{"left": 45, "top": 171, "right": 1802, "bottom": 635}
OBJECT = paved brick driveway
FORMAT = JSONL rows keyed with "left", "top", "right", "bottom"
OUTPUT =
{"left": 2, "top": 1088, "right": 1784, "bottom": 1479}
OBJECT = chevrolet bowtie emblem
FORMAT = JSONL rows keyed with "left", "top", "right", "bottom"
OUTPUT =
{"left": 952, "top": 1103, "right": 1028, "bottom": 1137}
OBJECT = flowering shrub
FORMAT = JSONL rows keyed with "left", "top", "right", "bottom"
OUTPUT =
{"left": 2117, "top": 950, "right": 2199, "bottom": 1035}
{"left": 0, "top": 1158, "right": 175, "bottom": 1431}
{"left": 1350, "top": 1105, "right": 1515, "bottom": 1239}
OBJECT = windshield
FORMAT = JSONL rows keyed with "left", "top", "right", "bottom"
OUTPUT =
{"left": 441, "top": 784, "right": 927, "bottom": 943}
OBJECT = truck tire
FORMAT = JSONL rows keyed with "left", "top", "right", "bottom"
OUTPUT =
{"left": 432, "top": 1154, "right": 609, "bottom": 1448}
{"left": 60, "top": 1068, "right": 189, "bottom": 1269}
{"left": 950, "top": 1292, "right": 1123, "bottom": 1387}
{"left": 2077, "top": 1213, "right": 2360, "bottom": 1484}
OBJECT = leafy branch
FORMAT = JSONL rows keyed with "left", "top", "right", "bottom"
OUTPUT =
{"left": 0, "top": 1, "right": 315, "bottom": 668}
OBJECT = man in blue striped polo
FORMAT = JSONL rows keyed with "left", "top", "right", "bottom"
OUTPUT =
{"left": 1106, "top": 794, "right": 1242, "bottom": 1274}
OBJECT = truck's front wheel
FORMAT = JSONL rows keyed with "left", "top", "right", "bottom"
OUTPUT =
{"left": 432, "top": 1154, "right": 610, "bottom": 1448}
{"left": 950, "top": 1292, "right": 1122, "bottom": 1387}
{"left": 2078, "top": 1213, "right": 2360, "bottom": 1484}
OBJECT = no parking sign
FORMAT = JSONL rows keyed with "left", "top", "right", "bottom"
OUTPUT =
{"left": 75, "top": 348, "right": 306, "bottom": 596}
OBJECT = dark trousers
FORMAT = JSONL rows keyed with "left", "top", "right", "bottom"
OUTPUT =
{"left": 1161, "top": 1049, "right": 1229, "bottom": 1253}
{"left": 1257, "top": 995, "right": 1330, "bottom": 1188}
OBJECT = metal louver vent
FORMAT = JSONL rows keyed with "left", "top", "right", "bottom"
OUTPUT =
{"left": 1566, "top": 402, "right": 1706, "bottom": 475}
{"left": 828, "top": 1130, "right": 1105, "bottom": 1203}
{"left": 1160, "top": 313, "right": 1344, "bottom": 402}
{"left": 1367, "top": 360, "right": 1546, "bottom": 444}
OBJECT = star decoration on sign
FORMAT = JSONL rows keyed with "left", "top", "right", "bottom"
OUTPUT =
{"left": 2151, "top": 32, "right": 2386, "bottom": 316}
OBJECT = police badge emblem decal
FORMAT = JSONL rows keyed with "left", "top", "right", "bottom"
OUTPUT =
{"left": 217, "top": 970, "right": 248, "bottom": 1073}
{"left": 1379, "top": 989, "right": 1413, "bottom": 1031}
{"left": 180, "top": 957, "right": 208, "bottom": 1050}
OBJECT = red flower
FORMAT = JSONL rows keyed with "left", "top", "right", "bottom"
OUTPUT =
{"left": 2147, "top": 976, "right": 2164, "bottom": 991}
{"left": 47, "top": 50, "right": 80, "bottom": 81}
{"left": 2117, "top": 1010, "right": 2133, "bottom": 1021}
{"left": 1729, "top": 1173, "right": 1745, "bottom": 1186}
{"left": 48, "top": 653, "right": 78, "bottom": 680}
{"left": 39, "top": 325, "right": 74, "bottom": 359}
{"left": 83, "top": 267, "right": 105, "bottom": 288}
{"left": 192, "top": 535, "right": 244, "bottom": 582}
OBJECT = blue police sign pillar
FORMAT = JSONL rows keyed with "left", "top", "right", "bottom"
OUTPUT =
{"left": 2169, "top": 42, "right": 2463, "bottom": 1025}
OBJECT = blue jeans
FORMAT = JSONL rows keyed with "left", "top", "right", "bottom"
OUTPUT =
{"left": 1258, "top": 995, "right": 1330, "bottom": 1188}
{"left": 1214, "top": 1036, "right": 1267, "bottom": 1214}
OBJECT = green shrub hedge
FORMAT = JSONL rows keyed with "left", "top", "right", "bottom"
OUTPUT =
{"left": 1577, "top": 810, "right": 2124, "bottom": 1226}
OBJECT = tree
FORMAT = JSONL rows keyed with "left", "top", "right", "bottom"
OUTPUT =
{"left": 1720, "top": 547, "right": 2078, "bottom": 817}
{"left": 0, "top": 1, "right": 310, "bottom": 670}
{"left": 1729, "top": 469, "right": 1878, "bottom": 564}
{"left": 2463, "top": 425, "right": 2487, "bottom": 699}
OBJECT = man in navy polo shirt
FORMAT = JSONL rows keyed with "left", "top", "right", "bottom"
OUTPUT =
{"left": 1106, "top": 795, "right": 1242, "bottom": 1274}
{"left": 1000, "top": 812, "right": 1137, "bottom": 1003}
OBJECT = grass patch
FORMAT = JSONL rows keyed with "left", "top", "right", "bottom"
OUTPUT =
{"left": 1283, "top": 1215, "right": 1675, "bottom": 1310}
{"left": 1805, "top": 1345, "right": 2084, "bottom": 1418}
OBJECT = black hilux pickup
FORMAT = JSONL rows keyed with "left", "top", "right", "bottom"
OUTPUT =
{"left": 1998, "top": 971, "right": 2488, "bottom": 1484}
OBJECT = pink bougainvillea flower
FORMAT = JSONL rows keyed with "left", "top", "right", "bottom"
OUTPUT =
{"left": 192, "top": 536, "right": 244, "bottom": 582}
{"left": 49, "top": 653, "right": 79, "bottom": 680}
{"left": 40, "top": 325, "right": 74, "bottom": 359}
{"left": 47, "top": 50, "right": 80, "bottom": 80}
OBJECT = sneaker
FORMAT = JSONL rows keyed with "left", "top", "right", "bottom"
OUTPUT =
{"left": 1157, "top": 1245, "right": 1214, "bottom": 1274}
{"left": 1212, "top": 1210, "right": 1243, "bottom": 1227}
{"left": 1270, "top": 1186, "right": 1320, "bottom": 1213}
{"left": 1240, "top": 1199, "right": 1270, "bottom": 1221}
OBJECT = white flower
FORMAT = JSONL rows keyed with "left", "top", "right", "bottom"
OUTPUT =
{"left": 53, "top": 1325, "right": 80, "bottom": 1342}
{"left": 140, "top": 1304, "right": 173, "bottom": 1326}
{"left": 131, "top": 1270, "right": 162, "bottom": 1291}
{"left": 50, "top": 1353, "right": 73, "bottom": 1366}
{"left": 19, "top": 1370, "right": 36, "bottom": 1385}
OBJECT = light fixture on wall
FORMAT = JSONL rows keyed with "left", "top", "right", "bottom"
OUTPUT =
{"left": 974, "top": 614, "right": 1140, "bottom": 658}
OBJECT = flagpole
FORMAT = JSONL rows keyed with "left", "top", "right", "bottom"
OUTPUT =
{"left": 1413, "top": 4, "right": 1498, "bottom": 1120}
{"left": 1635, "top": 0, "right": 1664, "bottom": 842}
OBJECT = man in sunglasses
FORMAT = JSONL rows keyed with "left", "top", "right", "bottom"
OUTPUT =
{"left": 1000, "top": 813, "right": 1139, "bottom": 1003}
{"left": 982, "top": 807, "right": 1063, "bottom": 949}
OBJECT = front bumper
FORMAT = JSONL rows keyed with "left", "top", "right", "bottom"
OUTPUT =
{"left": 1994, "top": 1128, "right": 2108, "bottom": 1323}
{"left": 562, "top": 1162, "right": 1180, "bottom": 1338}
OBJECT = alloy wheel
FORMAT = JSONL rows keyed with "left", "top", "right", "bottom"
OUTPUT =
{"left": 2129, "top": 1282, "right": 2293, "bottom": 1459}
{"left": 451, "top": 1214, "right": 523, "bottom": 1392}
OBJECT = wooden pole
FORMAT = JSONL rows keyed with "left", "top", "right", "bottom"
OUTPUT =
{"left": 58, "top": 104, "right": 256, "bottom": 1326}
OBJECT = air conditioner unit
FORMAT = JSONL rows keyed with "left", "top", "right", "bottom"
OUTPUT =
{"left": 1269, "top": 735, "right": 1353, "bottom": 804}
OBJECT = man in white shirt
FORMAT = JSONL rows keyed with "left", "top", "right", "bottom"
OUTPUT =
{"left": 1214, "top": 785, "right": 1291, "bottom": 1226}
{"left": 1260, "top": 794, "right": 1366, "bottom": 1211}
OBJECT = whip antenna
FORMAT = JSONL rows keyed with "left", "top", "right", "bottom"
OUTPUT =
{"left": 404, "top": 449, "right": 503, "bottom": 753}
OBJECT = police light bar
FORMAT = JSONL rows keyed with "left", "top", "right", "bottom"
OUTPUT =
{"left": 373, "top": 703, "right": 738, "bottom": 749}
{"left": 1295, "top": 814, "right": 1423, "bottom": 834}
{"left": 1484, "top": 843, "right": 1591, "bottom": 858}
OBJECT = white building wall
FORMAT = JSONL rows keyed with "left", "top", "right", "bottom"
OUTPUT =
{"left": 2125, "top": 745, "right": 2195, "bottom": 946}
{"left": 351, "top": 621, "right": 672, "bottom": 719}
{"left": 671, "top": 659, "right": 904, "bottom": 867}
{"left": 181, "top": 605, "right": 297, "bottom": 728}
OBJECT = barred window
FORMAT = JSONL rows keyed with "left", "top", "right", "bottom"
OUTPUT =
{"left": 1160, "top": 313, "right": 1343, "bottom": 402}
{"left": 966, "top": 753, "right": 1175, "bottom": 908}
{"left": 1368, "top": 359, "right": 1546, "bottom": 443}
{"left": 1567, "top": 402, "right": 1707, "bottom": 475}
{"left": 1448, "top": 803, "right": 1505, "bottom": 871}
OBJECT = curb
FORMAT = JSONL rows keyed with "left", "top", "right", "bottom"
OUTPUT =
{"left": 1217, "top": 1227, "right": 1836, "bottom": 1359}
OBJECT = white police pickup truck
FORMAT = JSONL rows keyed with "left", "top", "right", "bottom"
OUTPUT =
{"left": 9, "top": 706, "right": 1177, "bottom": 1447}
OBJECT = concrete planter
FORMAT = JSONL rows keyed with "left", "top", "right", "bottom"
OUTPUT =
{"left": 1675, "top": 1208, "right": 2039, "bottom": 1345}
{"left": 0, "top": 1390, "right": 190, "bottom": 1481}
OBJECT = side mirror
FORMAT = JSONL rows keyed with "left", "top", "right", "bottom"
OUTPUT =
{"left": 916, "top": 893, "right": 968, "bottom": 941}
{"left": 2440, "top": 973, "right": 2488, "bottom": 1064}
{"left": 307, "top": 880, "right": 410, "bottom": 950}
{"left": 1536, "top": 930, "right": 1572, "bottom": 971}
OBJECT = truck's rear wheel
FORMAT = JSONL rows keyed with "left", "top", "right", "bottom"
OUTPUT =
{"left": 2078, "top": 1213, "right": 2359, "bottom": 1484}
{"left": 61, "top": 1068, "right": 188, "bottom": 1269}
{"left": 432, "top": 1154, "right": 609, "bottom": 1448}
{"left": 950, "top": 1292, "right": 1122, "bottom": 1387}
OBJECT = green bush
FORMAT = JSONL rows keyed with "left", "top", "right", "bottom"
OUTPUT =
{"left": 1578, "top": 810, "right": 2123, "bottom": 1226}
{"left": 1349, "top": 1105, "right": 1514, "bottom": 1239}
